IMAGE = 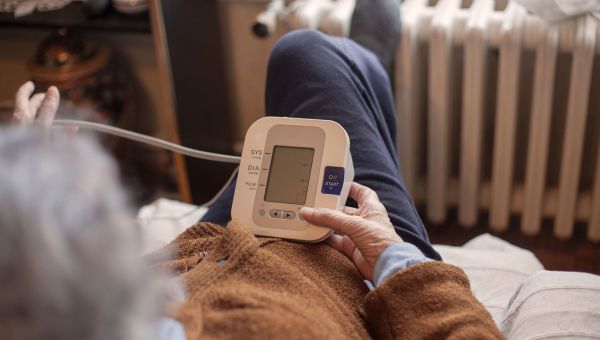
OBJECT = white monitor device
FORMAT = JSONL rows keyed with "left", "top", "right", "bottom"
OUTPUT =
{"left": 232, "top": 117, "right": 354, "bottom": 242}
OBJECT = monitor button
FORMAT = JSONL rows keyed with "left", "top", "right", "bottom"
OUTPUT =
{"left": 322, "top": 166, "right": 345, "bottom": 195}
{"left": 269, "top": 209, "right": 283, "bottom": 219}
{"left": 283, "top": 211, "right": 296, "bottom": 219}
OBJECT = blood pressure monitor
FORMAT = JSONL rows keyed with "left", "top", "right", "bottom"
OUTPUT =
{"left": 232, "top": 117, "right": 354, "bottom": 242}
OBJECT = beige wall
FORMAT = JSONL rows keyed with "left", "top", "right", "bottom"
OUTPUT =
{"left": 218, "top": 0, "right": 281, "bottom": 149}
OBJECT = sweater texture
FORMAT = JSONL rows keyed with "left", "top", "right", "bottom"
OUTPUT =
{"left": 152, "top": 220, "right": 504, "bottom": 339}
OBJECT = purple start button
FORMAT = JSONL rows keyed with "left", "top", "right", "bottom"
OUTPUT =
{"left": 321, "top": 166, "right": 345, "bottom": 195}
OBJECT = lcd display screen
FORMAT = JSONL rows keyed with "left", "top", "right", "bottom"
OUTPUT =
{"left": 264, "top": 146, "right": 314, "bottom": 204}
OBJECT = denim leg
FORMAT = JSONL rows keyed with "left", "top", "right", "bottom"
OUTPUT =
{"left": 201, "top": 29, "right": 440, "bottom": 260}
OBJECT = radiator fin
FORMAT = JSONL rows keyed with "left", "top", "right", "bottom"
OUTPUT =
{"left": 398, "top": 0, "right": 600, "bottom": 241}
{"left": 522, "top": 25, "right": 558, "bottom": 236}
{"left": 555, "top": 16, "right": 596, "bottom": 239}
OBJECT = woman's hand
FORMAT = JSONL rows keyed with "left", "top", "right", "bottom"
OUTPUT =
{"left": 300, "top": 182, "right": 402, "bottom": 281}
{"left": 13, "top": 81, "right": 60, "bottom": 126}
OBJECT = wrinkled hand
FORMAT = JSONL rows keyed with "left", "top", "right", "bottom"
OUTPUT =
{"left": 300, "top": 182, "right": 402, "bottom": 281}
{"left": 13, "top": 81, "right": 60, "bottom": 126}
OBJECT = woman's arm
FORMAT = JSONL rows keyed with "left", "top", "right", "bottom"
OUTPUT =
{"left": 301, "top": 182, "right": 504, "bottom": 339}
{"left": 365, "top": 261, "right": 503, "bottom": 339}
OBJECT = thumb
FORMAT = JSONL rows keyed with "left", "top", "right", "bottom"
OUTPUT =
{"left": 300, "top": 207, "right": 364, "bottom": 238}
{"left": 14, "top": 81, "right": 35, "bottom": 123}
{"left": 37, "top": 86, "right": 60, "bottom": 126}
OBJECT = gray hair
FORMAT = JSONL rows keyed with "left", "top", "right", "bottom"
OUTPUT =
{"left": 0, "top": 127, "right": 169, "bottom": 340}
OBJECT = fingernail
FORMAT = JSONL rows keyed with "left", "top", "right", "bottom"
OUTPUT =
{"left": 300, "top": 207, "right": 314, "bottom": 219}
{"left": 47, "top": 86, "right": 59, "bottom": 95}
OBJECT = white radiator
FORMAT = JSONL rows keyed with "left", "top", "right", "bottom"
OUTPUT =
{"left": 397, "top": 0, "right": 600, "bottom": 241}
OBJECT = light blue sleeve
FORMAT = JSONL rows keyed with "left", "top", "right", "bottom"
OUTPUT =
{"left": 372, "top": 242, "right": 431, "bottom": 287}
{"left": 156, "top": 317, "right": 187, "bottom": 340}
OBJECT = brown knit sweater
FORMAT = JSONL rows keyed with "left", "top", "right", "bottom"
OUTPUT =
{"left": 154, "top": 220, "right": 504, "bottom": 339}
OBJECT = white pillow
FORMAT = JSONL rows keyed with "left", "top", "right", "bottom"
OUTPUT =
{"left": 500, "top": 270, "right": 600, "bottom": 339}
{"left": 434, "top": 234, "right": 544, "bottom": 324}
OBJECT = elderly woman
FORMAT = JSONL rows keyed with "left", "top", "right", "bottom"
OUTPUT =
{"left": 0, "top": 127, "right": 178, "bottom": 338}
{"left": 3, "top": 22, "right": 503, "bottom": 340}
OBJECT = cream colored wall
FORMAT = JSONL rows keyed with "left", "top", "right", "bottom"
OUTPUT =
{"left": 218, "top": 0, "right": 281, "bottom": 149}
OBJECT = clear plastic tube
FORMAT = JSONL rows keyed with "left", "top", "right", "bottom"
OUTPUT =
{"left": 52, "top": 119, "right": 241, "bottom": 208}
{"left": 52, "top": 119, "right": 241, "bottom": 164}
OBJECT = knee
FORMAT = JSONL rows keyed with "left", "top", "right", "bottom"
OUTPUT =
{"left": 273, "top": 29, "right": 329, "bottom": 52}
{"left": 268, "top": 29, "right": 335, "bottom": 74}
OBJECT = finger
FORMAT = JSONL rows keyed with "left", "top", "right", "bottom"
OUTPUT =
{"left": 327, "top": 234, "right": 345, "bottom": 252}
{"left": 28, "top": 93, "right": 45, "bottom": 117}
{"left": 327, "top": 234, "right": 356, "bottom": 259}
{"left": 352, "top": 248, "right": 373, "bottom": 280}
{"left": 349, "top": 182, "right": 386, "bottom": 212}
{"left": 343, "top": 206, "right": 359, "bottom": 215}
{"left": 328, "top": 233, "right": 373, "bottom": 280}
{"left": 341, "top": 235, "right": 358, "bottom": 259}
{"left": 37, "top": 86, "right": 60, "bottom": 126}
{"left": 13, "top": 81, "right": 35, "bottom": 122}
{"left": 301, "top": 207, "right": 364, "bottom": 238}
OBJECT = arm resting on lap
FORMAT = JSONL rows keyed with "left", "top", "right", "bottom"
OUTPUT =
{"left": 365, "top": 261, "right": 504, "bottom": 339}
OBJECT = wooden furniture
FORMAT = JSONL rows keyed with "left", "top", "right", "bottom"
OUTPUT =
{"left": 150, "top": 0, "right": 237, "bottom": 204}
{"left": 0, "top": 3, "right": 150, "bottom": 32}
{"left": 2, "top": 2, "right": 238, "bottom": 204}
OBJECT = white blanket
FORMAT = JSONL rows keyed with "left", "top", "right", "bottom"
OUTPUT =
{"left": 512, "top": 0, "right": 600, "bottom": 22}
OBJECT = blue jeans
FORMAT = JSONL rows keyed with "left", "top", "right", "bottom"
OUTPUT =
{"left": 201, "top": 30, "right": 441, "bottom": 260}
